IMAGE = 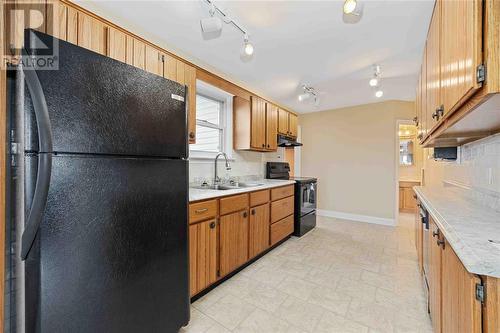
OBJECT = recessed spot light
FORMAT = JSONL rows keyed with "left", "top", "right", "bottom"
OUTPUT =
{"left": 343, "top": 0, "right": 358, "bottom": 15}
{"left": 375, "top": 90, "right": 383, "bottom": 98}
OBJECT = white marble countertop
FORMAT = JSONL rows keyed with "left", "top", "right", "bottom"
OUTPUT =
{"left": 414, "top": 186, "right": 500, "bottom": 278}
{"left": 189, "top": 179, "right": 296, "bottom": 202}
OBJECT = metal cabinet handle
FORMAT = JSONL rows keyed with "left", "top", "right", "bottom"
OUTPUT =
{"left": 189, "top": 131, "right": 195, "bottom": 139}
{"left": 195, "top": 208, "right": 208, "bottom": 214}
{"left": 432, "top": 231, "right": 439, "bottom": 238}
{"left": 261, "top": 144, "right": 265, "bottom": 148}
{"left": 437, "top": 105, "right": 444, "bottom": 118}
{"left": 210, "top": 222, "right": 216, "bottom": 229}
{"left": 267, "top": 144, "right": 270, "bottom": 148}
{"left": 251, "top": 209, "right": 256, "bottom": 215}
{"left": 437, "top": 239, "right": 445, "bottom": 249}
{"left": 432, "top": 111, "right": 439, "bottom": 120}
{"left": 243, "top": 211, "right": 248, "bottom": 218}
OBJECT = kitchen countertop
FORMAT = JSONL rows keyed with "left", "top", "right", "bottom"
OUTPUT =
{"left": 189, "top": 179, "right": 296, "bottom": 202}
{"left": 414, "top": 186, "right": 500, "bottom": 278}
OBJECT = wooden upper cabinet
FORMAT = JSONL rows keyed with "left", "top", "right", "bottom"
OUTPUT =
{"left": 77, "top": 12, "right": 106, "bottom": 55}
{"left": 132, "top": 38, "right": 145, "bottom": 70}
{"left": 421, "top": 49, "right": 428, "bottom": 139}
{"left": 248, "top": 203, "right": 270, "bottom": 259}
{"left": 441, "top": 0, "right": 482, "bottom": 116}
{"left": 185, "top": 64, "right": 197, "bottom": 144}
{"left": 250, "top": 96, "right": 267, "bottom": 150}
{"left": 277, "top": 108, "right": 298, "bottom": 138}
{"left": 219, "top": 210, "right": 249, "bottom": 277}
{"left": 266, "top": 103, "right": 278, "bottom": 151}
{"left": 289, "top": 113, "right": 298, "bottom": 138}
{"left": 441, "top": 239, "right": 482, "bottom": 333}
{"left": 144, "top": 45, "right": 163, "bottom": 76}
{"left": 278, "top": 108, "right": 289, "bottom": 135}
{"left": 426, "top": 1, "right": 441, "bottom": 135}
{"left": 107, "top": 27, "right": 127, "bottom": 63}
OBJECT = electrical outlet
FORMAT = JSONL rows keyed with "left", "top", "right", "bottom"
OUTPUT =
{"left": 488, "top": 167, "right": 493, "bottom": 185}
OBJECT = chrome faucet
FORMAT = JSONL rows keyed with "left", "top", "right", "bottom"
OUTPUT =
{"left": 214, "top": 152, "right": 231, "bottom": 185}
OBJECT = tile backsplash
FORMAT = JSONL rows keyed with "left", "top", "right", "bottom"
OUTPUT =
{"left": 424, "top": 133, "right": 500, "bottom": 211}
{"left": 189, "top": 148, "right": 285, "bottom": 184}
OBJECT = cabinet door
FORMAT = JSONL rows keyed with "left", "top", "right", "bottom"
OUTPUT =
{"left": 184, "top": 64, "right": 197, "bottom": 144}
{"left": 399, "top": 188, "right": 405, "bottom": 211}
{"left": 421, "top": 49, "right": 428, "bottom": 138}
{"left": 250, "top": 96, "right": 266, "bottom": 150}
{"left": 249, "top": 203, "right": 270, "bottom": 258}
{"left": 442, "top": 239, "right": 482, "bottom": 333}
{"left": 47, "top": 0, "right": 67, "bottom": 41}
{"left": 278, "top": 108, "right": 289, "bottom": 135}
{"left": 441, "top": 0, "right": 482, "bottom": 116}
{"left": 403, "top": 188, "right": 417, "bottom": 211}
{"left": 144, "top": 44, "right": 163, "bottom": 76}
{"left": 265, "top": 103, "right": 278, "bottom": 151}
{"left": 415, "top": 202, "right": 423, "bottom": 273}
{"left": 107, "top": 27, "right": 127, "bottom": 63}
{"left": 189, "top": 223, "right": 198, "bottom": 296}
{"left": 189, "top": 219, "right": 217, "bottom": 296}
{"left": 426, "top": 2, "right": 441, "bottom": 135}
{"left": 77, "top": 12, "right": 106, "bottom": 55}
{"left": 219, "top": 210, "right": 249, "bottom": 277}
{"left": 429, "top": 218, "right": 443, "bottom": 333}
{"left": 132, "top": 38, "right": 145, "bottom": 70}
{"left": 289, "top": 113, "right": 298, "bottom": 138}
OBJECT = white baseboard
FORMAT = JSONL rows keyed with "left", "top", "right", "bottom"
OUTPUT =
{"left": 316, "top": 209, "right": 396, "bottom": 226}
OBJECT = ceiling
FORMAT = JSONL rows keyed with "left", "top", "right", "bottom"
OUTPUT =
{"left": 77, "top": 0, "right": 435, "bottom": 113}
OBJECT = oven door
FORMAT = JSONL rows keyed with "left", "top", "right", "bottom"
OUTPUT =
{"left": 299, "top": 182, "right": 317, "bottom": 216}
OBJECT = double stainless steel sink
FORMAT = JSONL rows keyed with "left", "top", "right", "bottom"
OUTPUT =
{"left": 192, "top": 182, "right": 265, "bottom": 191}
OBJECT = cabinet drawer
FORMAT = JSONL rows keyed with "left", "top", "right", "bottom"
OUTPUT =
{"left": 250, "top": 190, "right": 270, "bottom": 207}
{"left": 271, "top": 196, "right": 294, "bottom": 223}
{"left": 189, "top": 200, "right": 217, "bottom": 224}
{"left": 220, "top": 194, "right": 249, "bottom": 215}
{"left": 270, "top": 215, "right": 294, "bottom": 245}
{"left": 271, "top": 185, "right": 294, "bottom": 201}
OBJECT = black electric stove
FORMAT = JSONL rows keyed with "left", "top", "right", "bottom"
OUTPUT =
{"left": 266, "top": 162, "right": 317, "bottom": 237}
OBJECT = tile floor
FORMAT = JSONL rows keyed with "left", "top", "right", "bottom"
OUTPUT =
{"left": 181, "top": 214, "right": 433, "bottom": 333}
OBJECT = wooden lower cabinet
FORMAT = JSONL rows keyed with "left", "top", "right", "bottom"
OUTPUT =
{"left": 442, "top": 239, "right": 482, "bottom": 333}
{"left": 399, "top": 181, "right": 420, "bottom": 213}
{"left": 429, "top": 217, "right": 443, "bottom": 333}
{"left": 270, "top": 215, "right": 294, "bottom": 246}
{"left": 248, "top": 203, "right": 270, "bottom": 259}
{"left": 189, "top": 219, "right": 217, "bottom": 297}
{"left": 219, "top": 210, "right": 249, "bottom": 277}
{"left": 189, "top": 188, "right": 292, "bottom": 296}
{"left": 415, "top": 200, "right": 498, "bottom": 333}
{"left": 414, "top": 199, "right": 423, "bottom": 273}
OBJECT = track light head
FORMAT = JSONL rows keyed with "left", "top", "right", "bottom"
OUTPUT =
{"left": 243, "top": 34, "right": 254, "bottom": 56}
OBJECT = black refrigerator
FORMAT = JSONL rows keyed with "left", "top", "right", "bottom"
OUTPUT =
{"left": 7, "top": 30, "right": 190, "bottom": 332}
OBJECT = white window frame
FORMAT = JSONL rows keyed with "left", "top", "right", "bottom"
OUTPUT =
{"left": 189, "top": 80, "right": 233, "bottom": 160}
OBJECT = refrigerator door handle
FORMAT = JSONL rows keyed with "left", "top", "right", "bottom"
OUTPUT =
{"left": 21, "top": 57, "right": 53, "bottom": 260}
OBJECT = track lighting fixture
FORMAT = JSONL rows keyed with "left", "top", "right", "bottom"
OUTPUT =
{"left": 243, "top": 34, "right": 254, "bottom": 56}
{"left": 342, "top": 0, "right": 364, "bottom": 24}
{"left": 298, "top": 85, "right": 320, "bottom": 106}
{"left": 370, "top": 65, "right": 384, "bottom": 98}
{"left": 343, "top": 0, "right": 358, "bottom": 15}
{"left": 201, "top": 0, "right": 255, "bottom": 59}
{"left": 200, "top": 3, "right": 223, "bottom": 34}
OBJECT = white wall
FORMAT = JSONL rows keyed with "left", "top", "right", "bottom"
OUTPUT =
{"left": 299, "top": 100, "right": 415, "bottom": 223}
{"left": 423, "top": 133, "right": 500, "bottom": 212}
{"left": 189, "top": 149, "right": 285, "bottom": 184}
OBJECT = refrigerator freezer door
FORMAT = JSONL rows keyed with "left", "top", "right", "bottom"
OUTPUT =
{"left": 24, "top": 30, "right": 187, "bottom": 158}
{"left": 24, "top": 154, "right": 189, "bottom": 333}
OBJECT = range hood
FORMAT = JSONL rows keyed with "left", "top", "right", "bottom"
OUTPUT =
{"left": 277, "top": 134, "right": 303, "bottom": 147}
